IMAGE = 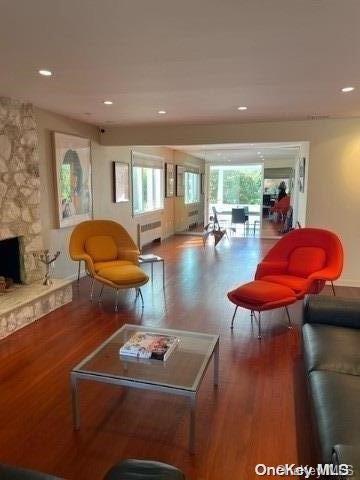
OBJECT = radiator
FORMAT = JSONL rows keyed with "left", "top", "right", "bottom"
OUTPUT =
{"left": 137, "top": 220, "right": 162, "bottom": 249}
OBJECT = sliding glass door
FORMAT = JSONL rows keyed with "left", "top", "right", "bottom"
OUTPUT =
{"left": 208, "top": 164, "right": 263, "bottom": 236}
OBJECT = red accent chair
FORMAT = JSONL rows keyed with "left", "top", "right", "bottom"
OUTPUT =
{"left": 228, "top": 228, "right": 343, "bottom": 338}
{"left": 255, "top": 228, "right": 343, "bottom": 299}
{"left": 270, "top": 195, "right": 290, "bottom": 222}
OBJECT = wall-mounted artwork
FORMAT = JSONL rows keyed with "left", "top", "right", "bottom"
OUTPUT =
{"left": 53, "top": 132, "right": 92, "bottom": 228}
{"left": 113, "top": 162, "right": 129, "bottom": 202}
{"left": 165, "top": 163, "right": 175, "bottom": 197}
{"left": 176, "top": 165, "right": 185, "bottom": 196}
{"left": 299, "top": 157, "right": 306, "bottom": 193}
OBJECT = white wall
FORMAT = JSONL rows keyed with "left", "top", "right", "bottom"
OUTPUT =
{"left": 100, "top": 118, "right": 360, "bottom": 286}
{"left": 34, "top": 107, "right": 99, "bottom": 279}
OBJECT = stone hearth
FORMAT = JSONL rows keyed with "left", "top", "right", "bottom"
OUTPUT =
{"left": 0, "top": 279, "right": 73, "bottom": 340}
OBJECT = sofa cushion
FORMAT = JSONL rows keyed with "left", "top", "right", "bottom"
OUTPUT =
{"left": 303, "top": 323, "right": 360, "bottom": 376}
{"left": 288, "top": 246, "right": 326, "bottom": 277}
{"left": 309, "top": 371, "right": 360, "bottom": 461}
{"left": 260, "top": 274, "right": 308, "bottom": 293}
{"left": 85, "top": 235, "right": 118, "bottom": 262}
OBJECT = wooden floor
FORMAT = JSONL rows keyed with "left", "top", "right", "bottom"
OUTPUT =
{"left": 0, "top": 235, "right": 358, "bottom": 480}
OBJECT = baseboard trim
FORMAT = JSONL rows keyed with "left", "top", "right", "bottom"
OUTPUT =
{"left": 333, "top": 279, "right": 360, "bottom": 288}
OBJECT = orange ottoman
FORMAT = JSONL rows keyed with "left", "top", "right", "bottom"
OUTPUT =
{"left": 227, "top": 280, "right": 297, "bottom": 338}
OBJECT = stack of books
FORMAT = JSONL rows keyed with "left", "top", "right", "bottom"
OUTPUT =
{"left": 119, "top": 332, "right": 179, "bottom": 361}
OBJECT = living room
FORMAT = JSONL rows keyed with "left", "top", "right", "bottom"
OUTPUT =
{"left": 0, "top": 1, "right": 359, "bottom": 479}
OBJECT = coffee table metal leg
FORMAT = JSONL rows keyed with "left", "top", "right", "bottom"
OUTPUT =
{"left": 214, "top": 340, "right": 219, "bottom": 387}
{"left": 71, "top": 373, "right": 80, "bottom": 430}
{"left": 189, "top": 394, "right": 197, "bottom": 454}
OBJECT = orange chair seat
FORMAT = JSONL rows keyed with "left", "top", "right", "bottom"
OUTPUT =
{"left": 228, "top": 280, "right": 297, "bottom": 311}
{"left": 97, "top": 265, "right": 148, "bottom": 287}
{"left": 260, "top": 274, "right": 309, "bottom": 294}
{"left": 94, "top": 260, "right": 133, "bottom": 273}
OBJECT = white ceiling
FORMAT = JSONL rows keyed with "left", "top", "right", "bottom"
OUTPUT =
{"left": 1, "top": 0, "right": 359, "bottom": 126}
{"left": 170, "top": 143, "right": 299, "bottom": 165}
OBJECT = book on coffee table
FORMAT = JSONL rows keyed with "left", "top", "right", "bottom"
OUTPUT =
{"left": 119, "top": 331, "right": 179, "bottom": 361}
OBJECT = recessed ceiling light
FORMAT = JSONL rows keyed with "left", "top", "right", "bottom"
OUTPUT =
{"left": 103, "top": 100, "right": 113, "bottom": 105}
{"left": 38, "top": 69, "right": 52, "bottom": 76}
{"left": 341, "top": 86, "right": 354, "bottom": 93}
{"left": 157, "top": 110, "right": 167, "bottom": 115}
{"left": 237, "top": 106, "right": 248, "bottom": 111}
{"left": 257, "top": 151, "right": 261, "bottom": 155}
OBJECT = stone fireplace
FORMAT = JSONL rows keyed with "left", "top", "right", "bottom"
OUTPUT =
{"left": 0, "top": 97, "right": 72, "bottom": 340}
{"left": 0, "top": 96, "right": 43, "bottom": 283}
{"left": 0, "top": 236, "right": 22, "bottom": 284}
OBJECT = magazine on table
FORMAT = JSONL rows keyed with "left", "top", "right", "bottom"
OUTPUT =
{"left": 139, "top": 254, "right": 160, "bottom": 261}
{"left": 119, "top": 331, "right": 179, "bottom": 361}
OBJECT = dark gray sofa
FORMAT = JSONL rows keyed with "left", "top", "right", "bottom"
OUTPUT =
{"left": 0, "top": 459, "right": 185, "bottom": 480}
{"left": 303, "top": 295, "right": 360, "bottom": 479}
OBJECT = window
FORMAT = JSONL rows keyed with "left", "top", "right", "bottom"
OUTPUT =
{"left": 185, "top": 172, "right": 200, "bottom": 204}
{"left": 132, "top": 152, "right": 164, "bottom": 215}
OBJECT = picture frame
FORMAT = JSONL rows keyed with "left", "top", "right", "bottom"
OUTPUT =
{"left": 299, "top": 157, "right": 306, "bottom": 193}
{"left": 176, "top": 165, "right": 185, "bottom": 196}
{"left": 165, "top": 163, "right": 175, "bottom": 197}
{"left": 53, "top": 132, "right": 92, "bottom": 228}
{"left": 113, "top": 162, "right": 129, "bottom": 202}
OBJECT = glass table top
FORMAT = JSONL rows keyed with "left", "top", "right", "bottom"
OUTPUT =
{"left": 72, "top": 324, "right": 219, "bottom": 392}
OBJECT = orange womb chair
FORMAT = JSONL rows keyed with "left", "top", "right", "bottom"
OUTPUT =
{"left": 227, "top": 227, "right": 343, "bottom": 338}
{"left": 69, "top": 220, "right": 149, "bottom": 310}
{"left": 255, "top": 227, "right": 344, "bottom": 298}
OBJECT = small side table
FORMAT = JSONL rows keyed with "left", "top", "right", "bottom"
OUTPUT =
{"left": 139, "top": 254, "right": 165, "bottom": 287}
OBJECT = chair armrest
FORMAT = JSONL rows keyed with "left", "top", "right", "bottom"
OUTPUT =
{"left": 70, "top": 252, "right": 95, "bottom": 276}
{"left": 309, "top": 267, "right": 339, "bottom": 282}
{"left": 304, "top": 295, "right": 360, "bottom": 329}
{"left": 255, "top": 261, "right": 288, "bottom": 279}
{"left": 332, "top": 445, "right": 360, "bottom": 479}
{"left": 0, "top": 464, "right": 62, "bottom": 479}
{"left": 119, "top": 249, "right": 140, "bottom": 265}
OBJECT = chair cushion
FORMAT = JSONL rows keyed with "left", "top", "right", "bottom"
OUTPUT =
{"left": 261, "top": 274, "right": 308, "bottom": 293}
{"left": 288, "top": 246, "right": 326, "bottom": 277}
{"left": 98, "top": 265, "right": 148, "bottom": 286}
{"left": 94, "top": 260, "right": 133, "bottom": 273}
{"left": 85, "top": 235, "right": 118, "bottom": 262}
{"left": 228, "top": 280, "right": 296, "bottom": 307}
{"left": 309, "top": 371, "right": 360, "bottom": 461}
{"left": 303, "top": 323, "right": 360, "bottom": 376}
{"left": 104, "top": 459, "right": 185, "bottom": 480}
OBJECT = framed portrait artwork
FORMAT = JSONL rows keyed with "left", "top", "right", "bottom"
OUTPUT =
{"left": 53, "top": 132, "right": 92, "bottom": 228}
{"left": 165, "top": 163, "right": 175, "bottom": 197}
{"left": 176, "top": 165, "right": 185, "bottom": 196}
{"left": 113, "top": 162, "right": 130, "bottom": 202}
{"left": 299, "top": 157, "right": 306, "bottom": 193}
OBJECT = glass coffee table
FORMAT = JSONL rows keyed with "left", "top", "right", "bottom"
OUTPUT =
{"left": 70, "top": 324, "right": 219, "bottom": 453}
